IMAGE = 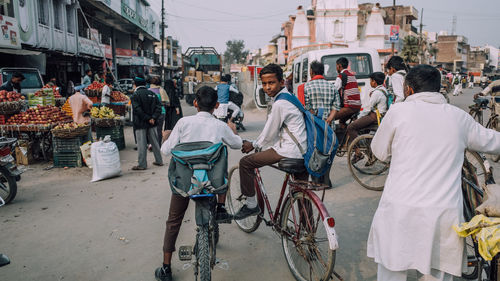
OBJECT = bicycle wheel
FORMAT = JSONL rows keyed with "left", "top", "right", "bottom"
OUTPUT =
{"left": 347, "top": 135, "right": 389, "bottom": 191}
{"left": 226, "top": 165, "right": 262, "bottom": 233}
{"left": 462, "top": 236, "right": 479, "bottom": 279}
{"left": 196, "top": 225, "right": 212, "bottom": 281}
{"left": 465, "top": 150, "right": 488, "bottom": 188}
{"left": 281, "top": 192, "right": 336, "bottom": 281}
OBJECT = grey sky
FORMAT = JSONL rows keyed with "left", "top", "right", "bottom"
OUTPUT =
{"left": 149, "top": 0, "right": 500, "bottom": 54}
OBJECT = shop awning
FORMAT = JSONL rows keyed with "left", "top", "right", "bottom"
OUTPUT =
{"left": 0, "top": 48, "right": 41, "bottom": 55}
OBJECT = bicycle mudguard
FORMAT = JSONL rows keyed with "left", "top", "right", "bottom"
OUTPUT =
{"left": 323, "top": 217, "right": 339, "bottom": 251}
{"left": 194, "top": 197, "right": 215, "bottom": 226}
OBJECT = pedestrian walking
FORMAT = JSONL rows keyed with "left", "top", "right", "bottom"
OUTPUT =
{"left": 468, "top": 74, "right": 474, "bottom": 88}
{"left": 368, "top": 65, "right": 500, "bottom": 280}
{"left": 452, "top": 73, "right": 462, "bottom": 96}
{"left": 130, "top": 75, "right": 163, "bottom": 170}
{"left": 149, "top": 76, "right": 169, "bottom": 147}
{"left": 164, "top": 80, "right": 182, "bottom": 130}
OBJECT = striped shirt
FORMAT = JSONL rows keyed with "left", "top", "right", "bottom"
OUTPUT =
{"left": 338, "top": 69, "right": 361, "bottom": 109}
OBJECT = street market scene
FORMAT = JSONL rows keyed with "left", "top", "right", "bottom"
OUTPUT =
{"left": 0, "top": 0, "right": 500, "bottom": 280}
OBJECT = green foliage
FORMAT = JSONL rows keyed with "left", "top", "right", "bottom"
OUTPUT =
{"left": 223, "top": 40, "right": 249, "bottom": 66}
{"left": 400, "top": 36, "right": 419, "bottom": 63}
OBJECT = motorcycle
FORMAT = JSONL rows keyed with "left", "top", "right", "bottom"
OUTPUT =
{"left": 0, "top": 137, "right": 23, "bottom": 204}
{"left": 480, "top": 81, "right": 489, "bottom": 89}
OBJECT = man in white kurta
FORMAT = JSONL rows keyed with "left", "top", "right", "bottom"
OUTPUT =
{"left": 368, "top": 65, "right": 500, "bottom": 281}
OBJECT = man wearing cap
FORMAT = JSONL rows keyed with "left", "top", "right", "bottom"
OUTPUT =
{"left": 131, "top": 75, "right": 163, "bottom": 170}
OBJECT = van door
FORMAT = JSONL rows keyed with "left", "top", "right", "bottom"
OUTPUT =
{"left": 302, "top": 58, "right": 309, "bottom": 84}
{"left": 292, "top": 61, "right": 301, "bottom": 94}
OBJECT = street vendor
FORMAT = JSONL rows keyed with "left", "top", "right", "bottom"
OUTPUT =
{"left": 68, "top": 90, "right": 93, "bottom": 124}
{"left": 0, "top": 72, "right": 25, "bottom": 93}
{"left": 101, "top": 76, "right": 113, "bottom": 106}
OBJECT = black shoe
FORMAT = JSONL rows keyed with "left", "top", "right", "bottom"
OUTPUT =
{"left": 233, "top": 205, "right": 260, "bottom": 220}
{"left": 216, "top": 205, "right": 232, "bottom": 223}
{"left": 155, "top": 266, "right": 172, "bottom": 281}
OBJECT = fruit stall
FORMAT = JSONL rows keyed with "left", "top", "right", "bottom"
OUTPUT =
{"left": 91, "top": 106, "right": 125, "bottom": 150}
{"left": 85, "top": 81, "right": 129, "bottom": 116}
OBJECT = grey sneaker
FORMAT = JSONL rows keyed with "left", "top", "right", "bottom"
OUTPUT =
{"left": 155, "top": 266, "right": 172, "bottom": 281}
{"left": 233, "top": 205, "right": 260, "bottom": 220}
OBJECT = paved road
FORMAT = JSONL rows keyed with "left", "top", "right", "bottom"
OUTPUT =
{"left": 0, "top": 87, "right": 497, "bottom": 281}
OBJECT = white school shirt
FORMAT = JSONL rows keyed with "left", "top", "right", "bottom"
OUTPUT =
{"left": 360, "top": 85, "right": 388, "bottom": 117}
{"left": 333, "top": 69, "right": 347, "bottom": 91}
{"left": 389, "top": 70, "right": 406, "bottom": 103}
{"left": 161, "top": 111, "right": 242, "bottom": 156}
{"left": 252, "top": 88, "right": 307, "bottom": 159}
{"left": 368, "top": 92, "right": 500, "bottom": 276}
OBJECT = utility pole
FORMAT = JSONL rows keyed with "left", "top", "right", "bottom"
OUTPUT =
{"left": 419, "top": 8, "right": 424, "bottom": 64}
{"left": 161, "top": 0, "right": 165, "bottom": 85}
{"left": 451, "top": 14, "right": 457, "bottom": 35}
{"left": 391, "top": 0, "right": 396, "bottom": 56}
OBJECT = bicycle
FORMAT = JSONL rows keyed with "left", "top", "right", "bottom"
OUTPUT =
{"left": 469, "top": 97, "right": 500, "bottom": 162}
{"left": 461, "top": 151, "right": 498, "bottom": 280}
{"left": 226, "top": 157, "right": 340, "bottom": 281}
{"left": 346, "top": 124, "right": 389, "bottom": 191}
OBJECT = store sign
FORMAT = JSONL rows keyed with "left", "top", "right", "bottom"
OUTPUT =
{"left": 389, "top": 25, "right": 400, "bottom": 43}
{"left": 0, "top": 15, "right": 21, "bottom": 49}
{"left": 121, "top": 3, "right": 150, "bottom": 35}
{"left": 116, "top": 48, "right": 137, "bottom": 57}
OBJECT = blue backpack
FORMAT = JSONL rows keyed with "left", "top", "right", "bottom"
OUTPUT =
{"left": 275, "top": 93, "right": 338, "bottom": 178}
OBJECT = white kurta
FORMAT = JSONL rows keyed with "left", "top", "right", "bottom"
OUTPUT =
{"left": 368, "top": 92, "right": 500, "bottom": 276}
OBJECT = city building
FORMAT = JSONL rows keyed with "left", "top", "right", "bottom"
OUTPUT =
{"left": 268, "top": 1, "right": 419, "bottom": 67}
{"left": 154, "top": 36, "right": 182, "bottom": 79}
{"left": 436, "top": 35, "right": 470, "bottom": 72}
{"left": 0, "top": 0, "right": 161, "bottom": 92}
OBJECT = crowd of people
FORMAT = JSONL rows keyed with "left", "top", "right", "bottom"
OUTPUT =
{"left": 151, "top": 56, "right": 500, "bottom": 281}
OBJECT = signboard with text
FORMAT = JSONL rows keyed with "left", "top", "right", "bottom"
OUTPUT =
{"left": 389, "top": 25, "right": 400, "bottom": 43}
{"left": 0, "top": 15, "right": 21, "bottom": 49}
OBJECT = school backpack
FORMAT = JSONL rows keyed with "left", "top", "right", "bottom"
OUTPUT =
{"left": 275, "top": 92, "right": 338, "bottom": 178}
{"left": 168, "top": 141, "right": 228, "bottom": 197}
{"left": 454, "top": 77, "right": 460, "bottom": 85}
{"left": 375, "top": 87, "right": 393, "bottom": 110}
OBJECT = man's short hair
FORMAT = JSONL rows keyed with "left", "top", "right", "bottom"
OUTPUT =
{"left": 134, "top": 74, "right": 146, "bottom": 86}
{"left": 405, "top": 65, "right": 441, "bottom": 93}
{"left": 310, "top": 61, "right": 324, "bottom": 76}
{"left": 259, "top": 63, "right": 283, "bottom": 81}
{"left": 369, "top": 72, "right": 386, "bottom": 86}
{"left": 150, "top": 76, "right": 160, "bottom": 85}
{"left": 195, "top": 86, "right": 218, "bottom": 112}
{"left": 12, "top": 72, "right": 25, "bottom": 80}
{"left": 336, "top": 57, "right": 349, "bottom": 69}
{"left": 386, "top": 56, "right": 407, "bottom": 71}
{"left": 85, "top": 69, "right": 92, "bottom": 75}
{"left": 221, "top": 75, "right": 230, "bottom": 83}
{"left": 105, "top": 76, "right": 114, "bottom": 85}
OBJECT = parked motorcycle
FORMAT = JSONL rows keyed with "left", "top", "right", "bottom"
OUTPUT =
{"left": 0, "top": 137, "right": 23, "bottom": 204}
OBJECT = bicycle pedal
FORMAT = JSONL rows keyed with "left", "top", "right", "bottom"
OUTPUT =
{"left": 178, "top": 245, "right": 193, "bottom": 261}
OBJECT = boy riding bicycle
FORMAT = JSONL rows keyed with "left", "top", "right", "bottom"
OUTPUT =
{"left": 233, "top": 64, "right": 309, "bottom": 220}
{"left": 156, "top": 86, "right": 242, "bottom": 281}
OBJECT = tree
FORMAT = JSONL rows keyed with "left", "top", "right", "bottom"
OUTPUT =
{"left": 400, "top": 36, "right": 419, "bottom": 63}
{"left": 223, "top": 40, "right": 249, "bottom": 68}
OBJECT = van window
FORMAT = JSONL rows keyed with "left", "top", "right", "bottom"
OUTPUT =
{"left": 294, "top": 62, "right": 301, "bottom": 83}
{"left": 322, "top": 54, "right": 373, "bottom": 80}
{"left": 2, "top": 70, "right": 43, "bottom": 89}
{"left": 302, "top": 58, "right": 308, "bottom": 82}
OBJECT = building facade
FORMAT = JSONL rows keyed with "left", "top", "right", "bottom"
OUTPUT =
{"left": 436, "top": 35, "right": 469, "bottom": 72}
{"left": 0, "top": 0, "right": 161, "bottom": 93}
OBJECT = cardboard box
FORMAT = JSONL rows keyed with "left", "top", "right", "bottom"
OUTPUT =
{"left": 212, "top": 75, "right": 221, "bottom": 82}
{"left": 188, "top": 69, "right": 196, "bottom": 76}
{"left": 203, "top": 74, "right": 211, "bottom": 82}
{"left": 196, "top": 71, "right": 203, "bottom": 82}
{"left": 15, "top": 145, "right": 33, "bottom": 166}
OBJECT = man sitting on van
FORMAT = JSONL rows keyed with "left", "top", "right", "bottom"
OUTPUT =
{"left": 0, "top": 72, "right": 25, "bottom": 93}
{"left": 333, "top": 57, "right": 361, "bottom": 127}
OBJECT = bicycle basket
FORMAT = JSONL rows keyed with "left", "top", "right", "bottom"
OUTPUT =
{"left": 168, "top": 141, "right": 228, "bottom": 197}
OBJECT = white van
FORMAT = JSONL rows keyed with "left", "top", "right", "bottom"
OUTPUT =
{"left": 292, "top": 48, "right": 382, "bottom": 109}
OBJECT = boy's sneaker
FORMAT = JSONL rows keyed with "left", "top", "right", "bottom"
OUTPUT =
{"left": 216, "top": 205, "right": 232, "bottom": 223}
{"left": 233, "top": 205, "right": 260, "bottom": 220}
{"left": 155, "top": 266, "right": 172, "bottom": 281}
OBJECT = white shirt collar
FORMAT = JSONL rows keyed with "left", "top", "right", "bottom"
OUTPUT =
{"left": 273, "top": 87, "right": 289, "bottom": 100}
{"left": 196, "top": 111, "right": 214, "bottom": 118}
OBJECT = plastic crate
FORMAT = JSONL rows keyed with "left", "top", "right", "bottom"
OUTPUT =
{"left": 96, "top": 125, "right": 125, "bottom": 150}
{"left": 53, "top": 135, "right": 90, "bottom": 153}
{"left": 53, "top": 152, "right": 82, "bottom": 168}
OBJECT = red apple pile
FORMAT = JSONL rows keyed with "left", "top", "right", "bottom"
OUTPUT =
{"left": 0, "top": 90, "right": 25, "bottom": 102}
{"left": 6, "top": 105, "right": 72, "bottom": 125}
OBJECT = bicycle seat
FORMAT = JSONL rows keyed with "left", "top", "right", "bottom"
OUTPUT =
{"left": 278, "top": 158, "right": 306, "bottom": 174}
